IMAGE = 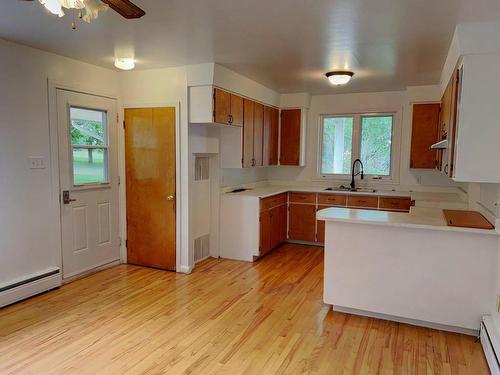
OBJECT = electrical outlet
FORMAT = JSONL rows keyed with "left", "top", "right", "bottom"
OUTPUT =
{"left": 496, "top": 295, "right": 500, "bottom": 313}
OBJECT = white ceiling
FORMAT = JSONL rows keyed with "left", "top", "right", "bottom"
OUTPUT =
{"left": 2, "top": 0, "right": 500, "bottom": 94}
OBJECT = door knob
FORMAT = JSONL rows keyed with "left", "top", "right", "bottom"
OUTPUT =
{"left": 167, "top": 195, "right": 175, "bottom": 201}
{"left": 62, "top": 190, "right": 76, "bottom": 204}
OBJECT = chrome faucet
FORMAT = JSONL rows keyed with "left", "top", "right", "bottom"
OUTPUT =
{"left": 350, "top": 159, "right": 364, "bottom": 190}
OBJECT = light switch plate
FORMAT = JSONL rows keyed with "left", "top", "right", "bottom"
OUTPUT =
{"left": 29, "top": 157, "right": 46, "bottom": 170}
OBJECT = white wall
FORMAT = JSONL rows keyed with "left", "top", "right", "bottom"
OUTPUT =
{"left": 120, "top": 67, "right": 191, "bottom": 272}
{"left": 266, "top": 87, "right": 460, "bottom": 191}
{"left": 0, "top": 38, "right": 120, "bottom": 285}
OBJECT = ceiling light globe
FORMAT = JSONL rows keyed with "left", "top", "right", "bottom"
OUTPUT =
{"left": 114, "top": 58, "right": 135, "bottom": 70}
{"left": 325, "top": 71, "right": 354, "bottom": 85}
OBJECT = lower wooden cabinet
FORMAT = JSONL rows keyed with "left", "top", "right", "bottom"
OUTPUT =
{"left": 288, "top": 204, "right": 316, "bottom": 242}
{"left": 260, "top": 200, "right": 287, "bottom": 256}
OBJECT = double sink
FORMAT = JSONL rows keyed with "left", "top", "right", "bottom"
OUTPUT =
{"left": 325, "top": 185, "right": 377, "bottom": 194}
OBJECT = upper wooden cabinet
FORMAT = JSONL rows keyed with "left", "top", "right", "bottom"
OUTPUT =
{"left": 263, "top": 106, "right": 280, "bottom": 166}
{"left": 253, "top": 103, "right": 264, "bottom": 167}
{"left": 213, "top": 88, "right": 243, "bottom": 126}
{"left": 280, "top": 108, "right": 306, "bottom": 166}
{"left": 242, "top": 99, "right": 255, "bottom": 168}
{"left": 410, "top": 103, "right": 440, "bottom": 169}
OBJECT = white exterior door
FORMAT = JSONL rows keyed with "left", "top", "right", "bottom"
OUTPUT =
{"left": 56, "top": 89, "right": 120, "bottom": 279}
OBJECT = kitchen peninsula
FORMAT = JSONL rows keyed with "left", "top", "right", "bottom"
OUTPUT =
{"left": 317, "top": 205, "right": 499, "bottom": 334}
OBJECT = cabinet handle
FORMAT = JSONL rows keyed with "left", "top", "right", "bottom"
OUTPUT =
{"left": 444, "top": 164, "right": 449, "bottom": 174}
{"left": 228, "top": 114, "right": 233, "bottom": 124}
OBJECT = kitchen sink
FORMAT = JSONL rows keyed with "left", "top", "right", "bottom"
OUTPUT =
{"left": 325, "top": 186, "right": 377, "bottom": 193}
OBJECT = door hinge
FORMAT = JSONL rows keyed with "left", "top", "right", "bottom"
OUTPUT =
{"left": 119, "top": 237, "right": 122, "bottom": 246}
{"left": 116, "top": 113, "right": 119, "bottom": 123}
{"left": 125, "top": 239, "right": 128, "bottom": 248}
{"left": 123, "top": 120, "right": 126, "bottom": 129}
{"left": 118, "top": 176, "right": 121, "bottom": 185}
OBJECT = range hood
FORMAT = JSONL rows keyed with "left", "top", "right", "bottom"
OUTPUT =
{"left": 430, "top": 139, "right": 448, "bottom": 149}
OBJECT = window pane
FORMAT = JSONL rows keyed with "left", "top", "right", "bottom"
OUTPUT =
{"left": 321, "top": 117, "right": 353, "bottom": 174}
{"left": 73, "top": 148, "right": 107, "bottom": 185}
{"left": 70, "top": 107, "right": 106, "bottom": 146}
{"left": 360, "top": 116, "right": 393, "bottom": 176}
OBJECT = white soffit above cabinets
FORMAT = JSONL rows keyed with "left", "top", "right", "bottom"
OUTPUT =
{"left": 2, "top": 0, "right": 500, "bottom": 94}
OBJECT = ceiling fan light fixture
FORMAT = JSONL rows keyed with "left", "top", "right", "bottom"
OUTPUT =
{"left": 38, "top": 0, "right": 65, "bottom": 17}
{"left": 326, "top": 71, "right": 354, "bottom": 85}
{"left": 114, "top": 58, "right": 135, "bottom": 70}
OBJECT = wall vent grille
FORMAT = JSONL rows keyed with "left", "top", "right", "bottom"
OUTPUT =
{"left": 194, "top": 157, "right": 209, "bottom": 181}
{"left": 194, "top": 234, "right": 210, "bottom": 263}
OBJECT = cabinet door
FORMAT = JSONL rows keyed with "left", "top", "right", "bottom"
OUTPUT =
{"left": 288, "top": 204, "right": 316, "bottom": 242}
{"left": 263, "top": 106, "right": 272, "bottom": 166}
{"left": 253, "top": 102, "right": 264, "bottom": 167}
{"left": 270, "top": 206, "right": 281, "bottom": 250}
{"left": 260, "top": 209, "right": 271, "bottom": 255}
{"left": 243, "top": 99, "right": 255, "bottom": 168}
{"left": 447, "top": 68, "right": 461, "bottom": 178}
{"left": 279, "top": 204, "right": 287, "bottom": 243}
{"left": 230, "top": 94, "right": 244, "bottom": 127}
{"left": 410, "top": 103, "right": 440, "bottom": 169}
{"left": 270, "top": 108, "right": 280, "bottom": 165}
{"left": 280, "top": 109, "right": 302, "bottom": 165}
{"left": 214, "top": 88, "right": 230, "bottom": 125}
{"left": 316, "top": 205, "right": 332, "bottom": 244}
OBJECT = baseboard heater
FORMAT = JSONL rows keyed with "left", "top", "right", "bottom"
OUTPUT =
{"left": 481, "top": 316, "right": 500, "bottom": 375}
{"left": 0, "top": 268, "right": 61, "bottom": 308}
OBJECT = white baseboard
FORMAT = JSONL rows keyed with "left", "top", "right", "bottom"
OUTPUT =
{"left": 0, "top": 272, "right": 61, "bottom": 308}
{"left": 333, "top": 305, "right": 478, "bottom": 336}
{"left": 179, "top": 265, "right": 192, "bottom": 274}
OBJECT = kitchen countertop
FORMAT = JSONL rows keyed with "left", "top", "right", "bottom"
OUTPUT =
{"left": 316, "top": 206, "right": 498, "bottom": 235}
{"left": 223, "top": 184, "right": 467, "bottom": 209}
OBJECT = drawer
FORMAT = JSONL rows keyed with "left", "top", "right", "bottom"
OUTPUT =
{"left": 347, "top": 195, "right": 379, "bottom": 209}
{"left": 379, "top": 197, "right": 412, "bottom": 212}
{"left": 260, "top": 193, "right": 287, "bottom": 210}
{"left": 289, "top": 192, "right": 316, "bottom": 204}
{"left": 317, "top": 193, "right": 347, "bottom": 206}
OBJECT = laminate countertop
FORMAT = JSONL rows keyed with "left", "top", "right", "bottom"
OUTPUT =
{"left": 316, "top": 206, "right": 498, "bottom": 235}
{"left": 223, "top": 185, "right": 467, "bottom": 209}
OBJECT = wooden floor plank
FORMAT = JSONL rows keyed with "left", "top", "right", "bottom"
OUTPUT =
{"left": 0, "top": 244, "right": 489, "bottom": 374}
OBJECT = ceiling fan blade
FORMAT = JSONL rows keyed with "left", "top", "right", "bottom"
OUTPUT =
{"left": 100, "top": 0, "right": 145, "bottom": 19}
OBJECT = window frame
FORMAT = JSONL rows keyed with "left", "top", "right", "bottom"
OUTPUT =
{"left": 317, "top": 111, "right": 400, "bottom": 183}
{"left": 68, "top": 105, "right": 110, "bottom": 188}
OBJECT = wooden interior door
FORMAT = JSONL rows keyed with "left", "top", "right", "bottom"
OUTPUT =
{"left": 410, "top": 103, "right": 440, "bottom": 169}
{"left": 280, "top": 109, "right": 301, "bottom": 165}
{"left": 214, "top": 88, "right": 230, "bottom": 124}
{"left": 243, "top": 99, "right": 255, "bottom": 168}
{"left": 253, "top": 102, "right": 264, "bottom": 166}
{"left": 125, "top": 107, "right": 176, "bottom": 271}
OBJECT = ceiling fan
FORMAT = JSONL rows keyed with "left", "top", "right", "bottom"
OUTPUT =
{"left": 21, "top": 0, "right": 145, "bottom": 28}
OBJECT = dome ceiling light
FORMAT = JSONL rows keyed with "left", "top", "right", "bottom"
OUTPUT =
{"left": 325, "top": 71, "right": 354, "bottom": 86}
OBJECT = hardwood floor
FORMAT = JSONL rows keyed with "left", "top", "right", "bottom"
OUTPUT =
{"left": 0, "top": 244, "right": 488, "bottom": 374}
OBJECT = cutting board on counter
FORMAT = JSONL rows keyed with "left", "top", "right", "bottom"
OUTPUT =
{"left": 443, "top": 210, "right": 494, "bottom": 230}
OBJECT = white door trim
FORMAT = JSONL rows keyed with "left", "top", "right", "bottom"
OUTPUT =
{"left": 122, "top": 102, "right": 183, "bottom": 273}
{"left": 47, "top": 79, "right": 121, "bottom": 276}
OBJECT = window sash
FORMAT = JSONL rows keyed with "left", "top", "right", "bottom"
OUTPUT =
{"left": 318, "top": 113, "right": 396, "bottom": 180}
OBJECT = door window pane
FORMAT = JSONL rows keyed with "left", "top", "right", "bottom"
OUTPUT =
{"left": 70, "top": 107, "right": 108, "bottom": 185}
{"left": 320, "top": 117, "right": 353, "bottom": 174}
{"left": 360, "top": 116, "right": 393, "bottom": 176}
{"left": 72, "top": 148, "right": 108, "bottom": 185}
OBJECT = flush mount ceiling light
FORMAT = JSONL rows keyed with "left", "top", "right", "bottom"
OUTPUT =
{"left": 325, "top": 71, "right": 354, "bottom": 85}
{"left": 114, "top": 58, "right": 135, "bottom": 70}
{"left": 24, "top": 0, "right": 146, "bottom": 29}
